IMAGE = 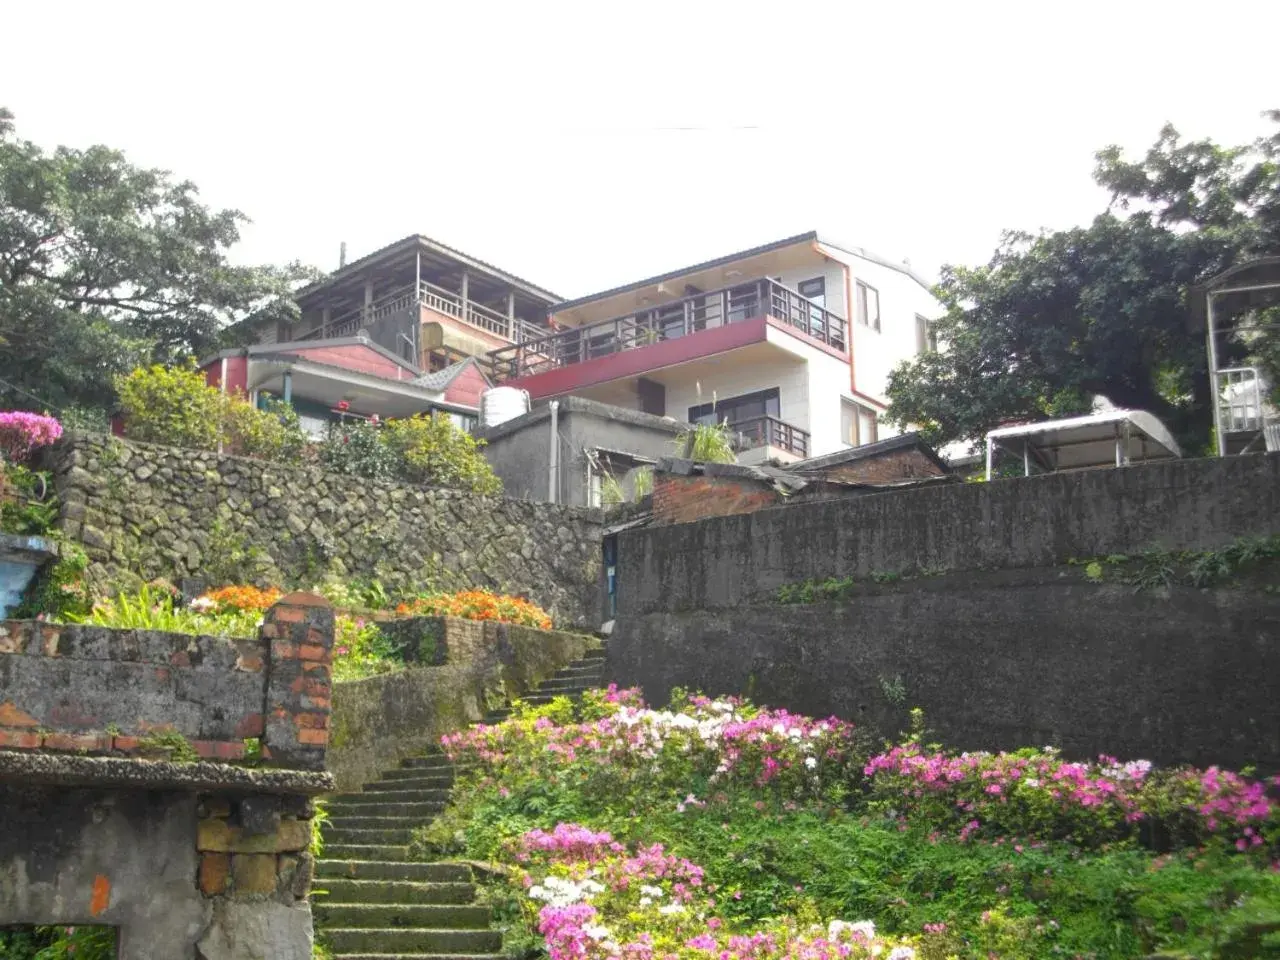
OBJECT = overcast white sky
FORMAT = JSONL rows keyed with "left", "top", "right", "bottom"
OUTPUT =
{"left": 3, "top": 0, "right": 1277, "bottom": 298}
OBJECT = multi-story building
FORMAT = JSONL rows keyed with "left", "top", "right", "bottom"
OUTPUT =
{"left": 247, "top": 233, "right": 561, "bottom": 372}
{"left": 487, "top": 231, "right": 939, "bottom": 463}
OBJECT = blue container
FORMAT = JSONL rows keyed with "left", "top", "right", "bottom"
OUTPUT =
{"left": 0, "top": 533, "right": 57, "bottom": 619}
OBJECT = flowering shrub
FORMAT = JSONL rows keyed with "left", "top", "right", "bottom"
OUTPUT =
{"left": 424, "top": 691, "right": 1280, "bottom": 960}
{"left": 0, "top": 410, "right": 62, "bottom": 462}
{"left": 331, "top": 615, "right": 401, "bottom": 682}
{"left": 516, "top": 825, "right": 920, "bottom": 960}
{"left": 396, "top": 589, "right": 553, "bottom": 630}
{"left": 193, "top": 584, "right": 282, "bottom": 613}
{"left": 863, "top": 740, "right": 1280, "bottom": 853}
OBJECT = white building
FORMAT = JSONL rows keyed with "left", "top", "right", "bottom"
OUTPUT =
{"left": 489, "top": 232, "right": 940, "bottom": 464}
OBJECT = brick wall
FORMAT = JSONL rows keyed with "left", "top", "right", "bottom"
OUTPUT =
{"left": 0, "top": 593, "right": 333, "bottom": 769}
{"left": 652, "top": 472, "right": 780, "bottom": 525}
{"left": 810, "top": 447, "right": 946, "bottom": 484}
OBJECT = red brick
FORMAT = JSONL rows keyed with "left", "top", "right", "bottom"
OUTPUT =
{"left": 302, "top": 661, "right": 331, "bottom": 678}
{"left": 43, "top": 732, "right": 110, "bottom": 753}
{"left": 296, "top": 728, "right": 328, "bottom": 746}
{"left": 0, "top": 702, "right": 39, "bottom": 728}
{"left": 259, "top": 623, "right": 281, "bottom": 640}
{"left": 199, "top": 853, "right": 230, "bottom": 896}
{"left": 275, "top": 592, "right": 332, "bottom": 608}
{"left": 193, "top": 740, "right": 246, "bottom": 761}
{"left": 301, "top": 695, "right": 330, "bottom": 710}
{"left": 235, "top": 713, "right": 265, "bottom": 738}
{"left": 0, "top": 729, "right": 43, "bottom": 749}
{"left": 113, "top": 735, "right": 141, "bottom": 753}
{"left": 305, "top": 627, "right": 328, "bottom": 645}
{"left": 293, "top": 712, "right": 329, "bottom": 730}
{"left": 297, "top": 644, "right": 326, "bottom": 662}
{"left": 235, "top": 653, "right": 264, "bottom": 672}
{"left": 271, "top": 641, "right": 297, "bottom": 660}
{"left": 272, "top": 607, "right": 306, "bottom": 624}
{"left": 170, "top": 651, "right": 191, "bottom": 668}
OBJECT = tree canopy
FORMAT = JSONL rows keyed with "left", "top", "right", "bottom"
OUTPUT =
{"left": 885, "top": 111, "right": 1280, "bottom": 453}
{"left": 0, "top": 107, "right": 317, "bottom": 418}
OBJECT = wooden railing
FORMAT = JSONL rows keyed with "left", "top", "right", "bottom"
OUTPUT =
{"left": 730, "top": 415, "right": 810, "bottom": 458}
{"left": 297, "top": 282, "right": 542, "bottom": 345}
{"left": 487, "top": 278, "right": 846, "bottom": 381}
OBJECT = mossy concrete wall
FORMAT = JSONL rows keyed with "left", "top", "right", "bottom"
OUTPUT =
{"left": 327, "top": 617, "right": 596, "bottom": 791}
{"left": 46, "top": 433, "right": 604, "bottom": 627}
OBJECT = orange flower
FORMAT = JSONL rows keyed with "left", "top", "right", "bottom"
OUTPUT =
{"left": 396, "top": 589, "right": 552, "bottom": 630}
{"left": 199, "top": 585, "right": 283, "bottom": 613}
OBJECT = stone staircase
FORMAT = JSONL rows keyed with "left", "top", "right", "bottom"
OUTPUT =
{"left": 313, "top": 642, "right": 608, "bottom": 958}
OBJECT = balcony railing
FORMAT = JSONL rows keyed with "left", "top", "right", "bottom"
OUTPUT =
{"left": 297, "top": 281, "right": 543, "bottom": 346}
{"left": 730, "top": 415, "right": 810, "bottom": 458}
{"left": 488, "top": 278, "right": 847, "bottom": 381}
{"left": 1217, "top": 366, "right": 1268, "bottom": 433}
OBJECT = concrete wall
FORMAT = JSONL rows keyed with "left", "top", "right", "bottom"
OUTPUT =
{"left": 0, "top": 595, "right": 335, "bottom": 769}
{"left": 0, "top": 783, "right": 318, "bottom": 960}
{"left": 616, "top": 455, "right": 1280, "bottom": 616}
{"left": 608, "top": 574, "right": 1280, "bottom": 770}
{"left": 480, "top": 397, "right": 685, "bottom": 507}
{"left": 609, "top": 454, "right": 1280, "bottom": 769}
{"left": 45, "top": 433, "right": 604, "bottom": 627}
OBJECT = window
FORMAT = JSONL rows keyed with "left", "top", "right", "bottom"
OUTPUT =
{"left": 915, "top": 314, "right": 937, "bottom": 354}
{"left": 840, "top": 399, "right": 879, "bottom": 446}
{"left": 688, "top": 387, "right": 780, "bottom": 427}
{"left": 797, "top": 277, "right": 826, "bottom": 308}
{"left": 855, "top": 281, "right": 880, "bottom": 331}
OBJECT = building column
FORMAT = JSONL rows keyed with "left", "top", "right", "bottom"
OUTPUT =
{"left": 506, "top": 291, "right": 516, "bottom": 338}
{"left": 460, "top": 271, "right": 469, "bottom": 319}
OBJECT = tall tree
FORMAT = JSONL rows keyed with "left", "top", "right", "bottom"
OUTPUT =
{"left": 885, "top": 111, "right": 1280, "bottom": 453}
{"left": 0, "top": 107, "right": 316, "bottom": 416}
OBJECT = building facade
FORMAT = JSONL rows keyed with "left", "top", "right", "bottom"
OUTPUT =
{"left": 488, "top": 232, "right": 940, "bottom": 463}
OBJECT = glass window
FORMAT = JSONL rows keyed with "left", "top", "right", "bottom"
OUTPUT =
{"left": 841, "top": 399, "right": 879, "bottom": 446}
{"left": 797, "top": 277, "right": 826, "bottom": 308}
{"left": 915, "top": 314, "right": 937, "bottom": 354}
{"left": 855, "top": 281, "right": 880, "bottom": 331}
{"left": 688, "top": 387, "right": 780, "bottom": 427}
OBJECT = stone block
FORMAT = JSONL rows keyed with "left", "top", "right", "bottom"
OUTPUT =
{"left": 232, "top": 854, "right": 278, "bottom": 895}
{"left": 199, "top": 796, "right": 232, "bottom": 819}
{"left": 196, "top": 899, "right": 314, "bottom": 960}
{"left": 200, "top": 852, "right": 231, "bottom": 896}
{"left": 198, "top": 818, "right": 309, "bottom": 854}
{"left": 239, "top": 795, "right": 281, "bottom": 836}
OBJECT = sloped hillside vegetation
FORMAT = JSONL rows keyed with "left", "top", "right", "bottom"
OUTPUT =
{"left": 419, "top": 689, "right": 1280, "bottom": 959}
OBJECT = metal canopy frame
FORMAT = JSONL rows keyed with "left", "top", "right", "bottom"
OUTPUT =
{"left": 1195, "top": 258, "right": 1280, "bottom": 456}
{"left": 984, "top": 411, "right": 1181, "bottom": 480}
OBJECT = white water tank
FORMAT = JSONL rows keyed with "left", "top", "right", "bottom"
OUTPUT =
{"left": 481, "top": 386, "right": 530, "bottom": 427}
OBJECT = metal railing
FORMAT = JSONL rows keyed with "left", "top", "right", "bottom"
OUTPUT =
{"left": 488, "top": 278, "right": 847, "bottom": 381}
{"left": 730, "top": 415, "right": 810, "bottom": 458}
{"left": 297, "top": 281, "right": 540, "bottom": 345}
{"left": 1217, "top": 366, "right": 1267, "bottom": 433}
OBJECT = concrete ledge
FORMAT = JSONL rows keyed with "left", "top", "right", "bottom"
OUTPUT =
{"left": 0, "top": 752, "right": 335, "bottom": 794}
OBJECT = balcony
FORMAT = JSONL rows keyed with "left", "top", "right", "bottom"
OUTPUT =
{"left": 488, "top": 278, "right": 847, "bottom": 382}
{"left": 297, "top": 281, "right": 545, "bottom": 347}
{"left": 730, "top": 415, "right": 810, "bottom": 460}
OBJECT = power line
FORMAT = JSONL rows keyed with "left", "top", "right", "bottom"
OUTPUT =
{"left": 0, "top": 375, "right": 64, "bottom": 413}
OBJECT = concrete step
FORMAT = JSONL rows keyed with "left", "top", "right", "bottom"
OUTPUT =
{"left": 369, "top": 770, "right": 455, "bottom": 785}
{"left": 316, "top": 861, "right": 471, "bottom": 883}
{"left": 363, "top": 778, "right": 454, "bottom": 793}
{"left": 314, "top": 903, "right": 491, "bottom": 929}
{"left": 326, "top": 827, "right": 417, "bottom": 845}
{"left": 315, "top": 879, "right": 475, "bottom": 905}
{"left": 325, "top": 928, "right": 503, "bottom": 954}
{"left": 323, "top": 843, "right": 410, "bottom": 862}
{"left": 325, "top": 800, "right": 446, "bottom": 818}
{"left": 332, "top": 788, "right": 452, "bottom": 804}
{"left": 328, "top": 816, "right": 426, "bottom": 832}
{"left": 398, "top": 760, "right": 455, "bottom": 773}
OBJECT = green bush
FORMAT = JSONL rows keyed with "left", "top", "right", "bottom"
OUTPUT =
{"left": 116, "top": 363, "right": 225, "bottom": 449}
{"left": 0, "top": 464, "right": 58, "bottom": 535}
{"left": 673, "top": 421, "right": 736, "bottom": 463}
{"left": 383, "top": 413, "right": 501, "bottom": 494}
{"left": 317, "top": 418, "right": 399, "bottom": 480}
{"left": 116, "top": 363, "right": 306, "bottom": 461}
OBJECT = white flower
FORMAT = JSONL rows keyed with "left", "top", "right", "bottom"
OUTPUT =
{"left": 887, "top": 949, "right": 916, "bottom": 960}
{"left": 639, "top": 885, "right": 664, "bottom": 899}
{"left": 639, "top": 897, "right": 653, "bottom": 907}
{"left": 188, "top": 596, "right": 216, "bottom": 612}
{"left": 583, "top": 924, "right": 612, "bottom": 941}
{"left": 658, "top": 903, "right": 686, "bottom": 916}
{"left": 829, "top": 920, "right": 876, "bottom": 941}
{"left": 804, "top": 757, "right": 817, "bottom": 769}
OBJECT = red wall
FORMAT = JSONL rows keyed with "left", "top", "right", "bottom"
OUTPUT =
{"left": 202, "top": 356, "right": 249, "bottom": 395}
{"left": 443, "top": 364, "right": 489, "bottom": 408}
{"left": 289, "top": 345, "right": 409, "bottom": 380}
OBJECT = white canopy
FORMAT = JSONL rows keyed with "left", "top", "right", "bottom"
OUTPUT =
{"left": 985, "top": 410, "right": 1181, "bottom": 479}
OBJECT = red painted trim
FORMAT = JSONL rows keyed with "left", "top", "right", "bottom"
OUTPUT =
{"left": 763, "top": 318, "right": 849, "bottom": 362}
{"left": 843, "top": 264, "right": 858, "bottom": 393}
{"left": 849, "top": 388, "right": 888, "bottom": 409}
{"left": 509, "top": 318, "right": 770, "bottom": 399}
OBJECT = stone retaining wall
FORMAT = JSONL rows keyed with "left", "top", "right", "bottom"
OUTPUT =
{"left": 45, "top": 433, "right": 605, "bottom": 626}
